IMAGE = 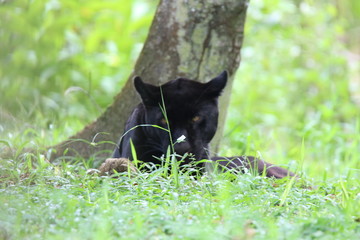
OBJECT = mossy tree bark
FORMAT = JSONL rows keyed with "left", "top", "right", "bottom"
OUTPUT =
{"left": 50, "top": 0, "right": 249, "bottom": 162}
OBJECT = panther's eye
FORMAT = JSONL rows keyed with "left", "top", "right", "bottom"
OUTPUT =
{"left": 192, "top": 116, "right": 201, "bottom": 123}
{"left": 160, "top": 118, "right": 167, "bottom": 125}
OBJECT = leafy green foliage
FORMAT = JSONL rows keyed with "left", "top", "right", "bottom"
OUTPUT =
{"left": 0, "top": 0, "right": 156, "bottom": 143}
{"left": 1, "top": 0, "right": 360, "bottom": 239}
{"left": 224, "top": 0, "right": 360, "bottom": 179}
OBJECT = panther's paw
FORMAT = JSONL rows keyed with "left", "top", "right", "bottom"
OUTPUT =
{"left": 98, "top": 158, "right": 138, "bottom": 176}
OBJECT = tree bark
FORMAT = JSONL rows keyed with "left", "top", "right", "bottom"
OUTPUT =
{"left": 49, "top": 0, "right": 249, "bottom": 162}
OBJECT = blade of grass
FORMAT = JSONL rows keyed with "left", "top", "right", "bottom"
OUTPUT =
{"left": 279, "top": 175, "right": 297, "bottom": 207}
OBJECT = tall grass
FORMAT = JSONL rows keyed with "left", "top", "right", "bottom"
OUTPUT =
{"left": 1, "top": 150, "right": 359, "bottom": 239}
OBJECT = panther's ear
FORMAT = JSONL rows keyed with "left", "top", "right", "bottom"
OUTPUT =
{"left": 205, "top": 70, "right": 228, "bottom": 97}
{"left": 134, "top": 76, "right": 158, "bottom": 105}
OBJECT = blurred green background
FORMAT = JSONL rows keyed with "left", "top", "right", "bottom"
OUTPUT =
{"left": 0, "top": 0, "right": 359, "bottom": 178}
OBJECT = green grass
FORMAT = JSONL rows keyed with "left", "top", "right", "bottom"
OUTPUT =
{"left": 1, "top": 155, "right": 359, "bottom": 239}
{"left": 1, "top": 0, "right": 360, "bottom": 239}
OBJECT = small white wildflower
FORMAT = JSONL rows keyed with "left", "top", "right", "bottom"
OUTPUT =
{"left": 176, "top": 135, "right": 186, "bottom": 143}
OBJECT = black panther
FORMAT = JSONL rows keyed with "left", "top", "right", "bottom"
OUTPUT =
{"left": 112, "top": 71, "right": 294, "bottom": 178}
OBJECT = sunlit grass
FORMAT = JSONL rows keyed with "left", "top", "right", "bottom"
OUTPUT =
{"left": 1, "top": 150, "right": 359, "bottom": 239}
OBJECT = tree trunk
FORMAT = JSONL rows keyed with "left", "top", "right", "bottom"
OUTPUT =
{"left": 49, "top": 0, "right": 249, "bottom": 162}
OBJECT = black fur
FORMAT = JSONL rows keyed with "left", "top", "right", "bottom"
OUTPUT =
{"left": 112, "top": 71, "right": 295, "bottom": 178}
{"left": 211, "top": 156, "right": 295, "bottom": 178}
